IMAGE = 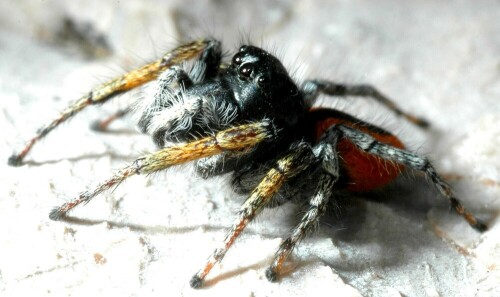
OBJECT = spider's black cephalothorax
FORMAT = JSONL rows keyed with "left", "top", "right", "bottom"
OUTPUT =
{"left": 225, "top": 45, "right": 305, "bottom": 127}
{"left": 9, "top": 39, "right": 487, "bottom": 289}
{"left": 135, "top": 42, "right": 310, "bottom": 181}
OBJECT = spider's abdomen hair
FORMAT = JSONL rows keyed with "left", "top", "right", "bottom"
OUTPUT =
{"left": 309, "top": 108, "right": 405, "bottom": 192}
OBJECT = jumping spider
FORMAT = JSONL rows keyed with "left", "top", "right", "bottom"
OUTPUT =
{"left": 8, "top": 39, "right": 487, "bottom": 288}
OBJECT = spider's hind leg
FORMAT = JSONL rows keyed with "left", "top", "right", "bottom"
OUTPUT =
{"left": 90, "top": 108, "right": 130, "bottom": 132}
{"left": 339, "top": 125, "right": 487, "bottom": 232}
{"left": 302, "top": 80, "right": 430, "bottom": 128}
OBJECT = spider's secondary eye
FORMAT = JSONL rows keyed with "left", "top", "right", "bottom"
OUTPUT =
{"left": 232, "top": 52, "right": 244, "bottom": 66}
{"left": 238, "top": 64, "right": 253, "bottom": 79}
{"left": 239, "top": 45, "right": 248, "bottom": 52}
{"left": 257, "top": 75, "right": 270, "bottom": 86}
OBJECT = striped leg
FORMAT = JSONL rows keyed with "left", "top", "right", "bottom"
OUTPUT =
{"left": 190, "top": 143, "right": 316, "bottom": 288}
{"left": 8, "top": 39, "right": 218, "bottom": 166}
{"left": 91, "top": 39, "right": 222, "bottom": 133}
{"left": 49, "top": 121, "right": 274, "bottom": 220}
{"left": 265, "top": 173, "right": 337, "bottom": 282}
{"left": 339, "top": 125, "right": 487, "bottom": 232}
{"left": 265, "top": 130, "right": 340, "bottom": 281}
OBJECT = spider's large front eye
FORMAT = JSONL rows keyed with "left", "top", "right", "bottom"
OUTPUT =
{"left": 238, "top": 63, "right": 253, "bottom": 79}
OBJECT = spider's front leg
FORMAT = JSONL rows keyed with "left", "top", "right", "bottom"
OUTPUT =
{"left": 91, "top": 39, "right": 223, "bottom": 133}
{"left": 8, "top": 39, "right": 219, "bottom": 166}
{"left": 49, "top": 120, "right": 275, "bottom": 220}
{"left": 190, "top": 142, "right": 317, "bottom": 288}
{"left": 302, "top": 80, "right": 430, "bottom": 128}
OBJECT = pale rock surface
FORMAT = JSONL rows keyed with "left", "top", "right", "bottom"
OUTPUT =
{"left": 0, "top": 1, "right": 499, "bottom": 296}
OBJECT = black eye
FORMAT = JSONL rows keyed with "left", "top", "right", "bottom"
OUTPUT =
{"left": 232, "top": 52, "right": 244, "bottom": 66}
{"left": 238, "top": 64, "right": 253, "bottom": 79}
{"left": 239, "top": 45, "right": 248, "bottom": 52}
{"left": 257, "top": 75, "right": 269, "bottom": 86}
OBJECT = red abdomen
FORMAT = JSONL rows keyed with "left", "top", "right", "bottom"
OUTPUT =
{"left": 309, "top": 109, "right": 405, "bottom": 192}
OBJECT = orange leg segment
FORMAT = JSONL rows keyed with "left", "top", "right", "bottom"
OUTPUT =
{"left": 8, "top": 40, "right": 213, "bottom": 166}
{"left": 190, "top": 143, "right": 315, "bottom": 288}
{"left": 49, "top": 121, "right": 274, "bottom": 220}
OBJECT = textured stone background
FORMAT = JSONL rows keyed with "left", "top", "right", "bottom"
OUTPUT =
{"left": 0, "top": 1, "right": 499, "bottom": 296}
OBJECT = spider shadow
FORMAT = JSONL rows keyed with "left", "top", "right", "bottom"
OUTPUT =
{"left": 89, "top": 120, "right": 138, "bottom": 135}
{"left": 202, "top": 175, "right": 449, "bottom": 287}
{"left": 203, "top": 259, "right": 271, "bottom": 288}
{"left": 20, "top": 122, "right": 141, "bottom": 167}
{"left": 24, "top": 152, "right": 135, "bottom": 167}
{"left": 58, "top": 212, "right": 278, "bottom": 288}
{"left": 57, "top": 215, "right": 228, "bottom": 235}
{"left": 54, "top": 175, "right": 455, "bottom": 288}
{"left": 318, "top": 174, "right": 450, "bottom": 272}
{"left": 91, "top": 128, "right": 137, "bottom": 135}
